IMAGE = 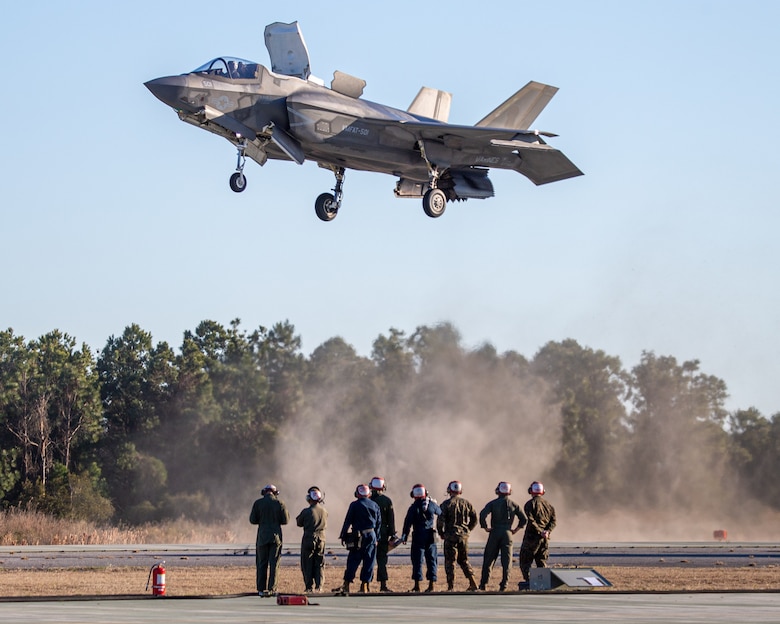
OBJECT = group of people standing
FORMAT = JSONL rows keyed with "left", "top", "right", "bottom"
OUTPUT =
{"left": 249, "top": 477, "right": 556, "bottom": 595}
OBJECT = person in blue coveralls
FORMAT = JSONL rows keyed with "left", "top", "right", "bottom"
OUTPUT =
{"left": 334, "top": 483, "right": 382, "bottom": 594}
{"left": 402, "top": 483, "right": 442, "bottom": 592}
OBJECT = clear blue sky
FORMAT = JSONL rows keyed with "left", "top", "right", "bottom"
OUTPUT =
{"left": 2, "top": 1, "right": 778, "bottom": 415}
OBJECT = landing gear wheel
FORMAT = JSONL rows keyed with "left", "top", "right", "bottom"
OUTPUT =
{"left": 315, "top": 193, "right": 339, "bottom": 222}
{"left": 422, "top": 188, "right": 446, "bottom": 218}
{"left": 229, "top": 172, "right": 247, "bottom": 193}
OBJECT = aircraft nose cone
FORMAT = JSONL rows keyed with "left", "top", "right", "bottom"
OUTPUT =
{"left": 144, "top": 75, "right": 188, "bottom": 109}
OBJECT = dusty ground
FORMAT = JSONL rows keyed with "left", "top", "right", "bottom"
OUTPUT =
{"left": 1, "top": 563, "right": 779, "bottom": 598}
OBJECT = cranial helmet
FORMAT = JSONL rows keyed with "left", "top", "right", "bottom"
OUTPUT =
{"left": 410, "top": 483, "right": 427, "bottom": 499}
{"left": 447, "top": 481, "right": 463, "bottom": 495}
{"left": 529, "top": 481, "right": 545, "bottom": 496}
{"left": 496, "top": 481, "right": 512, "bottom": 496}
{"left": 370, "top": 476, "right": 386, "bottom": 491}
{"left": 262, "top": 484, "right": 279, "bottom": 496}
{"left": 307, "top": 486, "right": 324, "bottom": 503}
{"left": 355, "top": 483, "right": 371, "bottom": 498}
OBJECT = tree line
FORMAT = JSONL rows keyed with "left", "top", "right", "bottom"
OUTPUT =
{"left": 1, "top": 320, "right": 778, "bottom": 525}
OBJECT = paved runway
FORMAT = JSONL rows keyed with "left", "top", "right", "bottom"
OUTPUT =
{"left": 2, "top": 542, "right": 778, "bottom": 569}
{"left": 1, "top": 592, "right": 779, "bottom": 624}
{"left": 2, "top": 544, "right": 778, "bottom": 623}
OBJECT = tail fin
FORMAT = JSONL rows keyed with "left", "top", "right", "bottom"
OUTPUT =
{"left": 408, "top": 87, "right": 452, "bottom": 122}
{"left": 476, "top": 81, "right": 558, "bottom": 130}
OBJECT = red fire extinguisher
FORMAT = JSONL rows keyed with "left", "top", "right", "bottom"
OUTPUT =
{"left": 146, "top": 561, "right": 166, "bottom": 596}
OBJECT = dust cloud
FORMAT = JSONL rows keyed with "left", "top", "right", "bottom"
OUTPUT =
{"left": 234, "top": 350, "right": 780, "bottom": 545}
{"left": 263, "top": 360, "right": 561, "bottom": 544}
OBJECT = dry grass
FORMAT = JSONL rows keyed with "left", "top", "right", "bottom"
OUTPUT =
{"left": 1, "top": 564, "right": 778, "bottom": 598}
{"left": 0, "top": 510, "right": 240, "bottom": 546}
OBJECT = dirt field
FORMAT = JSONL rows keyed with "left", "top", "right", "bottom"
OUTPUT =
{"left": 1, "top": 563, "right": 779, "bottom": 598}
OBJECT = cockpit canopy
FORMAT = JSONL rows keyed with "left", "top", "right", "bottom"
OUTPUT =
{"left": 191, "top": 57, "right": 260, "bottom": 80}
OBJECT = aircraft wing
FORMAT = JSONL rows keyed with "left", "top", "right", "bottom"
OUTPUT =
{"left": 400, "top": 121, "right": 583, "bottom": 185}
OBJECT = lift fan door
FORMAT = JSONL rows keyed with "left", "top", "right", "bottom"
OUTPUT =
{"left": 264, "top": 21, "right": 312, "bottom": 80}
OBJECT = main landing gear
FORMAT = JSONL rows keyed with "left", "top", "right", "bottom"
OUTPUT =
{"left": 418, "top": 140, "right": 447, "bottom": 218}
{"left": 422, "top": 188, "right": 447, "bottom": 218}
{"left": 315, "top": 166, "right": 345, "bottom": 222}
{"left": 229, "top": 139, "right": 247, "bottom": 193}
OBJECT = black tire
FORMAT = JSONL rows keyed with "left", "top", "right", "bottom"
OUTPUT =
{"left": 315, "top": 193, "right": 339, "bottom": 222}
{"left": 229, "top": 172, "right": 247, "bottom": 192}
{"left": 422, "top": 188, "right": 446, "bottom": 218}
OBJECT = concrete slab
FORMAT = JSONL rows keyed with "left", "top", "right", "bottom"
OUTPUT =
{"left": 0, "top": 592, "right": 779, "bottom": 624}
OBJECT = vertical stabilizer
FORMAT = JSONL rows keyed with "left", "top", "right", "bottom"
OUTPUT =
{"left": 408, "top": 87, "right": 452, "bottom": 122}
{"left": 476, "top": 81, "right": 558, "bottom": 130}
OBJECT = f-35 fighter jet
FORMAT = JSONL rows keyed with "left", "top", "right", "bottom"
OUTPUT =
{"left": 145, "top": 21, "right": 582, "bottom": 221}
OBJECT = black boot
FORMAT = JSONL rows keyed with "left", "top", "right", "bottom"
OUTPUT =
{"left": 333, "top": 580, "right": 351, "bottom": 595}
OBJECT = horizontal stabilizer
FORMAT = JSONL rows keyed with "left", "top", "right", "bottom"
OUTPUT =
{"left": 513, "top": 143, "right": 583, "bottom": 185}
{"left": 476, "top": 81, "right": 558, "bottom": 130}
{"left": 408, "top": 87, "right": 452, "bottom": 122}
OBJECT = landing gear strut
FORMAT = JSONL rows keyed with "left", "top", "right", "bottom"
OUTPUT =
{"left": 315, "top": 166, "right": 345, "bottom": 222}
{"left": 418, "top": 140, "right": 446, "bottom": 218}
{"left": 229, "top": 139, "right": 247, "bottom": 192}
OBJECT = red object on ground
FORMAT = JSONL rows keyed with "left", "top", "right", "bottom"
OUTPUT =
{"left": 150, "top": 562, "right": 166, "bottom": 596}
{"left": 277, "top": 594, "right": 309, "bottom": 605}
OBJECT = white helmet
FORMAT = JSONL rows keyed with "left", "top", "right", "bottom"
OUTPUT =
{"left": 355, "top": 483, "right": 371, "bottom": 498}
{"left": 529, "top": 481, "right": 545, "bottom": 496}
{"left": 370, "top": 476, "right": 386, "bottom": 491}
{"left": 496, "top": 481, "right": 512, "bottom": 495}
{"left": 410, "top": 483, "right": 427, "bottom": 499}
{"left": 306, "top": 486, "right": 324, "bottom": 503}
{"left": 262, "top": 484, "right": 278, "bottom": 496}
{"left": 447, "top": 481, "right": 463, "bottom": 495}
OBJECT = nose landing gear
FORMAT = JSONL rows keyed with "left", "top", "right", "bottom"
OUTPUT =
{"left": 229, "top": 139, "right": 248, "bottom": 193}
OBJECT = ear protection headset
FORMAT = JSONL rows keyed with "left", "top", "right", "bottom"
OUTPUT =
{"left": 355, "top": 483, "right": 371, "bottom": 498}
{"left": 495, "top": 481, "right": 512, "bottom": 495}
{"left": 410, "top": 483, "right": 427, "bottom": 499}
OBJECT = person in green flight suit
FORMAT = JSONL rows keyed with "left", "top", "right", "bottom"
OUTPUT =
{"left": 296, "top": 486, "right": 328, "bottom": 592}
{"left": 249, "top": 484, "right": 289, "bottom": 595}
{"left": 478, "top": 481, "right": 526, "bottom": 592}
{"left": 437, "top": 480, "right": 479, "bottom": 591}
{"left": 369, "top": 476, "right": 397, "bottom": 592}
{"left": 518, "top": 481, "right": 557, "bottom": 590}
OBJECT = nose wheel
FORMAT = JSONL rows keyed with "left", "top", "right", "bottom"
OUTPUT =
{"left": 229, "top": 139, "right": 248, "bottom": 193}
{"left": 229, "top": 172, "right": 247, "bottom": 192}
{"left": 315, "top": 166, "right": 345, "bottom": 222}
{"left": 315, "top": 193, "right": 338, "bottom": 221}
